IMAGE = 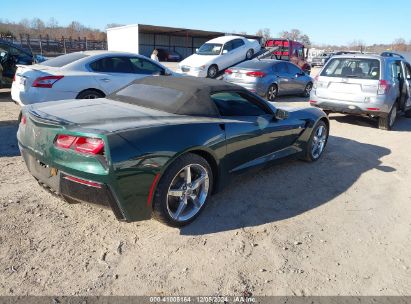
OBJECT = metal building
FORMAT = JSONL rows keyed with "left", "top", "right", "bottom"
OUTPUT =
{"left": 107, "top": 24, "right": 261, "bottom": 59}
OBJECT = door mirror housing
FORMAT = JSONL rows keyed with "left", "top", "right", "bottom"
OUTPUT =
{"left": 274, "top": 108, "right": 289, "bottom": 120}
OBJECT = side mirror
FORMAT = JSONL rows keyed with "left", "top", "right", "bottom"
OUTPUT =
{"left": 222, "top": 50, "right": 228, "bottom": 55}
{"left": 274, "top": 108, "right": 289, "bottom": 120}
{"left": 195, "top": 48, "right": 199, "bottom": 53}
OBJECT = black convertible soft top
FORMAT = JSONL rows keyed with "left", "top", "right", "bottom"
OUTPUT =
{"left": 108, "top": 76, "right": 245, "bottom": 117}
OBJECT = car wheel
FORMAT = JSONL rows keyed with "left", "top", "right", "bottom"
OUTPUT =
{"left": 152, "top": 153, "right": 213, "bottom": 227}
{"left": 76, "top": 89, "right": 104, "bottom": 99}
{"left": 266, "top": 84, "right": 278, "bottom": 101}
{"left": 404, "top": 108, "right": 411, "bottom": 118}
{"left": 207, "top": 65, "right": 218, "bottom": 78}
{"left": 246, "top": 49, "right": 254, "bottom": 60}
{"left": 378, "top": 102, "right": 397, "bottom": 130}
{"left": 303, "top": 120, "right": 328, "bottom": 162}
{"left": 302, "top": 82, "right": 313, "bottom": 97}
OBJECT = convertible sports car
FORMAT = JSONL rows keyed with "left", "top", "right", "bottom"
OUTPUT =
{"left": 17, "top": 76, "right": 329, "bottom": 226}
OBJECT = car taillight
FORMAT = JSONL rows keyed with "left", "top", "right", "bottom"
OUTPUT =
{"left": 32, "top": 75, "right": 64, "bottom": 88}
{"left": 225, "top": 69, "right": 233, "bottom": 74}
{"left": 13, "top": 74, "right": 16, "bottom": 82}
{"left": 377, "top": 80, "right": 390, "bottom": 95}
{"left": 246, "top": 71, "right": 266, "bottom": 78}
{"left": 20, "top": 115, "right": 27, "bottom": 125}
{"left": 55, "top": 134, "right": 104, "bottom": 155}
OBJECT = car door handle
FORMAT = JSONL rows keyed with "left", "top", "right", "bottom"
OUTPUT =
{"left": 100, "top": 78, "right": 111, "bottom": 82}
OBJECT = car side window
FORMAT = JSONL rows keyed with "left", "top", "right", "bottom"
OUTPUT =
{"left": 287, "top": 63, "right": 302, "bottom": 75}
{"left": 130, "top": 57, "right": 164, "bottom": 75}
{"left": 90, "top": 57, "right": 134, "bottom": 73}
{"left": 211, "top": 91, "right": 269, "bottom": 117}
{"left": 232, "top": 39, "right": 245, "bottom": 49}
{"left": 223, "top": 41, "right": 233, "bottom": 52}
{"left": 277, "top": 62, "right": 289, "bottom": 73}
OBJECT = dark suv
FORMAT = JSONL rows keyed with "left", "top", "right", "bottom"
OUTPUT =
{"left": 0, "top": 39, "right": 34, "bottom": 88}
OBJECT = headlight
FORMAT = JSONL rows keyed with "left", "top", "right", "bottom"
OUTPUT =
{"left": 193, "top": 65, "right": 206, "bottom": 71}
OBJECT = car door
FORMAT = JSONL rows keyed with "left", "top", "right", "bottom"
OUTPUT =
{"left": 232, "top": 38, "right": 246, "bottom": 63}
{"left": 221, "top": 41, "right": 237, "bottom": 68}
{"left": 90, "top": 56, "right": 139, "bottom": 94}
{"left": 286, "top": 62, "right": 307, "bottom": 93}
{"left": 211, "top": 90, "right": 304, "bottom": 174}
{"left": 275, "top": 62, "right": 292, "bottom": 94}
{"left": 402, "top": 61, "right": 411, "bottom": 109}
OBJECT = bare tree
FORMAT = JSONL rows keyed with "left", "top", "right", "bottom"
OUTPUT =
{"left": 256, "top": 28, "right": 271, "bottom": 43}
{"left": 392, "top": 38, "right": 407, "bottom": 52}
{"left": 279, "top": 29, "right": 311, "bottom": 46}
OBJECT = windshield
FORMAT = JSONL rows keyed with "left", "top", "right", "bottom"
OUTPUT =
{"left": 197, "top": 43, "right": 222, "bottom": 55}
{"left": 321, "top": 58, "right": 380, "bottom": 80}
{"left": 40, "top": 53, "right": 88, "bottom": 67}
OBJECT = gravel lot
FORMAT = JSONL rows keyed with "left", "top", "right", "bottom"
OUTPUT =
{"left": 1, "top": 76, "right": 411, "bottom": 296}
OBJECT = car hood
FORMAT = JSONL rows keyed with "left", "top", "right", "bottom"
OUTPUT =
{"left": 26, "top": 98, "right": 220, "bottom": 132}
{"left": 179, "top": 54, "right": 219, "bottom": 68}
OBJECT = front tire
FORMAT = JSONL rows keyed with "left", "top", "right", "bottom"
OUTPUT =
{"left": 152, "top": 153, "right": 213, "bottom": 227}
{"left": 303, "top": 120, "right": 329, "bottom": 162}
{"left": 404, "top": 108, "right": 411, "bottom": 118}
{"left": 302, "top": 82, "right": 313, "bottom": 97}
{"left": 378, "top": 102, "right": 397, "bottom": 130}
{"left": 207, "top": 65, "right": 218, "bottom": 78}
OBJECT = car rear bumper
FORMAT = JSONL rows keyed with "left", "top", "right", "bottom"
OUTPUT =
{"left": 11, "top": 85, "right": 77, "bottom": 106}
{"left": 19, "top": 145, "right": 126, "bottom": 221}
{"left": 224, "top": 79, "right": 267, "bottom": 97}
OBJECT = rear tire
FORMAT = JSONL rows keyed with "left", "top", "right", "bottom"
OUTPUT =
{"left": 246, "top": 49, "right": 254, "bottom": 60}
{"left": 405, "top": 108, "right": 411, "bottom": 118}
{"left": 266, "top": 84, "right": 278, "bottom": 101}
{"left": 152, "top": 153, "right": 213, "bottom": 227}
{"left": 303, "top": 120, "right": 329, "bottom": 162}
{"left": 378, "top": 102, "right": 397, "bottom": 130}
{"left": 76, "top": 89, "right": 104, "bottom": 99}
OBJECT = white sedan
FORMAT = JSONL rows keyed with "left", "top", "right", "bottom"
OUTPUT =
{"left": 11, "top": 51, "right": 175, "bottom": 106}
{"left": 177, "top": 36, "right": 261, "bottom": 78}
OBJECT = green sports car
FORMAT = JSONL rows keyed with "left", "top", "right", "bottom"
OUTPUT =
{"left": 17, "top": 76, "right": 329, "bottom": 226}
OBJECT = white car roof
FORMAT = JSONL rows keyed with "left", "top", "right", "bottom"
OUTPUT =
{"left": 206, "top": 35, "right": 245, "bottom": 44}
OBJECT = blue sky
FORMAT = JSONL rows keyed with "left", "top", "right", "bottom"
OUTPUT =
{"left": 2, "top": 0, "right": 410, "bottom": 45}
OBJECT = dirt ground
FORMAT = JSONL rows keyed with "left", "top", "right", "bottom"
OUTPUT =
{"left": 0, "top": 78, "right": 411, "bottom": 296}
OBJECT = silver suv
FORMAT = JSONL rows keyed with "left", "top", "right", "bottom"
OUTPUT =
{"left": 310, "top": 52, "right": 411, "bottom": 130}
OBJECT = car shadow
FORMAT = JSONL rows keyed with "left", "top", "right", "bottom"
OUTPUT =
{"left": 180, "top": 135, "right": 393, "bottom": 235}
{"left": 275, "top": 95, "right": 309, "bottom": 103}
{"left": 330, "top": 114, "right": 411, "bottom": 132}
{"left": 0, "top": 123, "right": 19, "bottom": 157}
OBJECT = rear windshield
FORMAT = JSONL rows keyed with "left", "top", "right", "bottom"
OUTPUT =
{"left": 321, "top": 58, "right": 380, "bottom": 80}
{"left": 40, "top": 53, "right": 88, "bottom": 67}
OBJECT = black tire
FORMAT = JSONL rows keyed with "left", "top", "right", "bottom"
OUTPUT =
{"left": 246, "top": 49, "right": 254, "bottom": 60}
{"left": 266, "top": 84, "right": 278, "bottom": 101}
{"left": 378, "top": 102, "right": 397, "bottom": 130}
{"left": 404, "top": 108, "right": 411, "bottom": 118}
{"left": 76, "top": 89, "right": 104, "bottom": 99}
{"left": 303, "top": 120, "right": 329, "bottom": 162}
{"left": 207, "top": 65, "right": 218, "bottom": 78}
{"left": 302, "top": 82, "right": 313, "bottom": 97}
{"left": 152, "top": 153, "right": 213, "bottom": 227}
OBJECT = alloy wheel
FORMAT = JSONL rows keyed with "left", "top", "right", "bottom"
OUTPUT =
{"left": 304, "top": 83, "right": 313, "bottom": 97}
{"left": 311, "top": 125, "right": 327, "bottom": 159}
{"left": 166, "top": 164, "right": 210, "bottom": 222}
{"left": 267, "top": 85, "right": 278, "bottom": 101}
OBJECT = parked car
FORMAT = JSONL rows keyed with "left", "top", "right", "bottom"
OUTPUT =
{"left": 177, "top": 36, "right": 261, "bottom": 78}
{"left": 0, "top": 39, "right": 34, "bottom": 88}
{"left": 264, "top": 38, "right": 311, "bottom": 74}
{"left": 311, "top": 52, "right": 334, "bottom": 67}
{"left": 310, "top": 52, "right": 411, "bottom": 130}
{"left": 18, "top": 76, "right": 329, "bottom": 226}
{"left": 156, "top": 48, "right": 182, "bottom": 62}
{"left": 11, "top": 50, "right": 176, "bottom": 106}
{"left": 224, "top": 59, "right": 313, "bottom": 101}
